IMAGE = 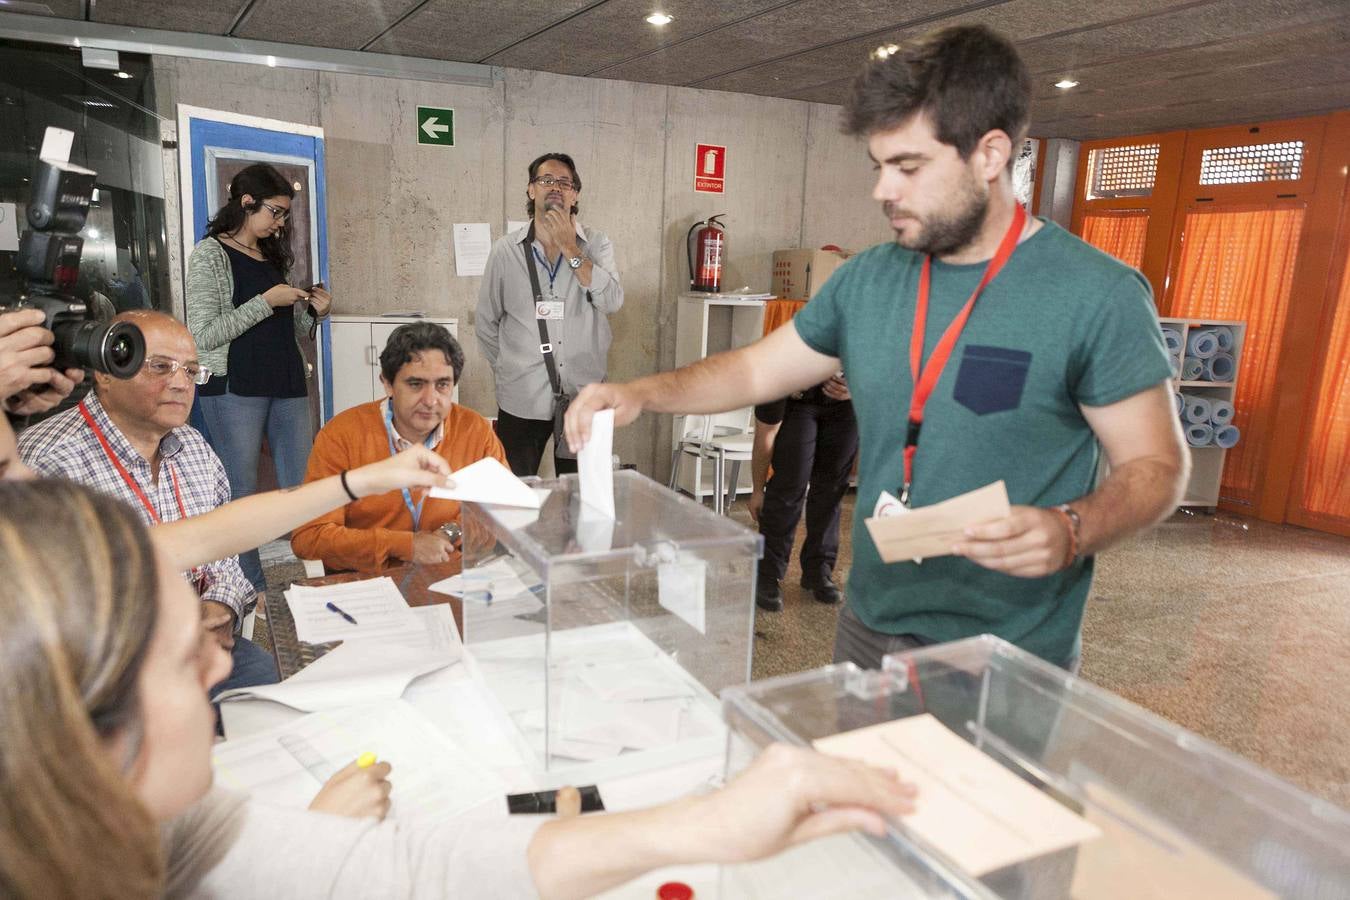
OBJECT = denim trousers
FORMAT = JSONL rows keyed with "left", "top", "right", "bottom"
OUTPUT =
{"left": 208, "top": 636, "right": 280, "bottom": 699}
{"left": 198, "top": 390, "right": 313, "bottom": 593}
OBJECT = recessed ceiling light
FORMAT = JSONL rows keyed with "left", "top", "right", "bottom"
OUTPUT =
{"left": 875, "top": 44, "right": 899, "bottom": 59}
{"left": 645, "top": 12, "right": 672, "bottom": 25}
{"left": 86, "top": 227, "right": 100, "bottom": 239}
{"left": 1054, "top": 79, "right": 1079, "bottom": 89}
{"left": 113, "top": 71, "right": 132, "bottom": 79}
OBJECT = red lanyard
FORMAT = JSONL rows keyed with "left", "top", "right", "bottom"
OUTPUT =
{"left": 901, "top": 203, "right": 1027, "bottom": 505}
{"left": 78, "top": 400, "right": 190, "bottom": 524}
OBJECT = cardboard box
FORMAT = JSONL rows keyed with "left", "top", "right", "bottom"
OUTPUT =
{"left": 770, "top": 249, "right": 850, "bottom": 301}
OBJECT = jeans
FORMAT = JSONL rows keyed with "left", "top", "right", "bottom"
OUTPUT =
{"left": 208, "top": 636, "right": 280, "bottom": 699}
{"left": 495, "top": 408, "right": 578, "bottom": 477}
{"left": 198, "top": 391, "right": 313, "bottom": 593}
{"left": 758, "top": 399, "right": 858, "bottom": 587}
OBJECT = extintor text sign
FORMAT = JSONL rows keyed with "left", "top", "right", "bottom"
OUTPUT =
{"left": 694, "top": 143, "right": 726, "bottom": 193}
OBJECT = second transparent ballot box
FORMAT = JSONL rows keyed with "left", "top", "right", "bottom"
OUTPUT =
{"left": 720, "top": 635, "right": 1349, "bottom": 899}
{"left": 460, "top": 470, "right": 761, "bottom": 781}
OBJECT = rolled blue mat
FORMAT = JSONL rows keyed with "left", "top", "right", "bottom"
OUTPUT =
{"left": 1186, "top": 423, "right": 1214, "bottom": 447}
{"left": 1205, "top": 352, "right": 1236, "bottom": 382}
{"left": 1161, "top": 327, "right": 1183, "bottom": 353}
{"left": 1210, "top": 399, "right": 1234, "bottom": 427}
{"left": 1187, "top": 329, "right": 1219, "bottom": 359}
{"left": 1182, "top": 356, "right": 1205, "bottom": 381}
{"left": 1174, "top": 391, "right": 1184, "bottom": 416}
{"left": 1213, "top": 424, "right": 1240, "bottom": 449}
{"left": 1182, "top": 394, "right": 1212, "bottom": 425}
{"left": 1169, "top": 352, "right": 1183, "bottom": 378}
{"left": 1211, "top": 325, "right": 1234, "bottom": 352}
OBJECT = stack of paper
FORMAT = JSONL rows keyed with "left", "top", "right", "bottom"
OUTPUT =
{"left": 212, "top": 700, "right": 503, "bottom": 825}
{"left": 216, "top": 605, "right": 460, "bottom": 711}
{"left": 284, "top": 576, "right": 423, "bottom": 645}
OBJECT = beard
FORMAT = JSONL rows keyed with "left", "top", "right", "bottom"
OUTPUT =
{"left": 886, "top": 175, "right": 989, "bottom": 257}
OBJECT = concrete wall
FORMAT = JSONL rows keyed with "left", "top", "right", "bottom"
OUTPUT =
{"left": 154, "top": 58, "right": 891, "bottom": 477}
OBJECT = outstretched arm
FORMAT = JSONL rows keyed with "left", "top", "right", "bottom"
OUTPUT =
{"left": 152, "top": 446, "right": 453, "bottom": 571}
{"left": 565, "top": 323, "right": 838, "bottom": 452}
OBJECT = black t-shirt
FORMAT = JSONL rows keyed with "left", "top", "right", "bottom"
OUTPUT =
{"left": 199, "top": 239, "right": 307, "bottom": 398}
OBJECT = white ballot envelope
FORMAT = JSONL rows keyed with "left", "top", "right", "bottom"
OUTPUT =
{"left": 864, "top": 481, "right": 1010, "bottom": 563}
{"left": 430, "top": 457, "right": 542, "bottom": 508}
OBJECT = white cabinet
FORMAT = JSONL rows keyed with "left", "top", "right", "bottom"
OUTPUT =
{"left": 319, "top": 315, "right": 458, "bottom": 422}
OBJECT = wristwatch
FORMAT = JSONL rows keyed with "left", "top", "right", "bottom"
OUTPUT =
{"left": 566, "top": 250, "right": 587, "bottom": 269}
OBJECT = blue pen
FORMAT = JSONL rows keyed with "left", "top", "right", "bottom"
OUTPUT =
{"left": 325, "top": 601, "right": 358, "bottom": 625}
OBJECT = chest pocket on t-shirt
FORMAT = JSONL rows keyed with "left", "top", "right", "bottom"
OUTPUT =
{"left": 952, "top": 345, "right": 1032, "bottom": 415}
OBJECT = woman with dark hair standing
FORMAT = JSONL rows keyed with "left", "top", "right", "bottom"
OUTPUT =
{"left": 186, "top": 162, "right": 333, "bottom": 597}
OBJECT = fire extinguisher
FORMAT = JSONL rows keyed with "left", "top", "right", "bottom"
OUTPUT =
{"left": 686, "top": 215, "right": 726, "bottom": 293}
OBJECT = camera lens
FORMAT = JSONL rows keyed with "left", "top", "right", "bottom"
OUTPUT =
{"left": 52, "top": 319, "right": 146, "bottom": 378}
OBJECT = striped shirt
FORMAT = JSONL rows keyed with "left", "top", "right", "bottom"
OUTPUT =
{"left": 16, "top": 391, "right": 255, "bottom": 622}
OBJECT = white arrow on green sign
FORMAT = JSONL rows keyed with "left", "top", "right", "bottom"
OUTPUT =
{"left": 417, "top": 106, "right": 455, "bottom": 146}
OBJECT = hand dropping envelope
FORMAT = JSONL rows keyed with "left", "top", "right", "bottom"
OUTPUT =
{"left": 864, "top": 481, "right": 1010, "bottom": 563}
{"left": 429, "top": 457, "right": 541, "bottom": 508}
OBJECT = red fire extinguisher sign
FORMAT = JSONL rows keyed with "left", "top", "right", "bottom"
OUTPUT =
{"left": 694, "top": 143, "right": 726, "bottom": 194}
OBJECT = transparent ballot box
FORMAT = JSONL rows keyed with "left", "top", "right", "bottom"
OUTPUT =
{"left": 460, "top": 470, "right": 760, "bottom": 782}
{"left": 720, "top": 635, "right": 1350, "bottom": 899}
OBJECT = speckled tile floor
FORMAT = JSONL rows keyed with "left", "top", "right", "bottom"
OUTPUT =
{"left": 261, "top": 499, "right": 1350, "bottom": 808}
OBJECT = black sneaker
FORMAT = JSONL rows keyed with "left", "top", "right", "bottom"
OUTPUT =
{"left": 755, "top": 578, "right": 783, "bottom": 612}
{"left": 801, "top": 577, "right": 842, "bottom": 605}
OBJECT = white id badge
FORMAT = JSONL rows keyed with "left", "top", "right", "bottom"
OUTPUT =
{"left": 872, "top": 490, "right": 923, "bottom": 563}
{"left": 535, "top": 301, "right": 564, "bottom": 320}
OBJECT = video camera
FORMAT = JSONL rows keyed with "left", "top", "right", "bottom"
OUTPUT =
{"left": 1, "top": 157, "right": 145, "bottom": 378}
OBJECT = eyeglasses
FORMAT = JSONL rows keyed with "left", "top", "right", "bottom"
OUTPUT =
{"left": 260, "top": 201, "right": 290, "bottom": 222}
{"left": 532, "top": 174, "right": 577, "bottom": 191}
{"left": 143, "top": 356, "right": 212, "bottom": 385}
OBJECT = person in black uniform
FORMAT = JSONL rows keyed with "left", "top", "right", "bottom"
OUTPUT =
{"left": 749, "top": 373, "right": 858, "bottom": 612}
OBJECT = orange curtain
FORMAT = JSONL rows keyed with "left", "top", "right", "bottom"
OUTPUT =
{"left": 1169, "top": 206, "right": 1305, "bottom": 508}
{"left": 1291, "top": 253, "right": 1350, "bottom": 525}
{"left": 763, "top": 299, "right": 807, "bottom": 336}
{"left": 1081, "top": 212, "right": 1149, "bottom": 269}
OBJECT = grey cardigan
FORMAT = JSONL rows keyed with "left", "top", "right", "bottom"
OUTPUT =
{"left": 184, "top": 237, "right": 311, "bottom": 378}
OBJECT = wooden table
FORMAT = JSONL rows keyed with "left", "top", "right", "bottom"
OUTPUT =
{"left": 265, "top": 561, "right": 464, "bottom": 679}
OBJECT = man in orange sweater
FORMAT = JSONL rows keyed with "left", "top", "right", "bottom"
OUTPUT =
{"left": 292, "top": 322, "right": 506, "bottom": 572}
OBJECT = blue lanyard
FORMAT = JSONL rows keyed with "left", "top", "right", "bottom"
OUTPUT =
{"left": 532, "top": 246, "right": 563, "bottom": 287}
{"left": 384, "top": 401, "right": 434, "bottom": 531}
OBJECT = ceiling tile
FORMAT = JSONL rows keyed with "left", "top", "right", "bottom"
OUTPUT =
{"left": 365, "top": 0, "right": 598, "bottom": 62}
{"left": 485, "top": 0, "right": 784, "bottom": 76}
{"left": 235, "top": 0, "right": 422, "bottom": 49}
{"left": 92, "top": 0, "right": 241, "bottom": 34}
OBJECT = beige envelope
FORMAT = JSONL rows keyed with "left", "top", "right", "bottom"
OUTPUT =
{"left": 864, "top": 481, "right": 1011, "bottom": 563}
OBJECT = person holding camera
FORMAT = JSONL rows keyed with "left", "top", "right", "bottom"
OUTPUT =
{"left": 291, "top": 322, "right": 507, "bottom": 573}
{"left": 476, "top": 152, "right": 623, "bottom": 477}
{"left": 0, "top": 308, "right": 85, "bottom": 416}
{"left": 186, "top": 163, "right": 332, "bottom": 598}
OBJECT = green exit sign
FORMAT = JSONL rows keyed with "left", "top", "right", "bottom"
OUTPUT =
{"left": 416, "top": 106, "right": 455, "bottom": 146}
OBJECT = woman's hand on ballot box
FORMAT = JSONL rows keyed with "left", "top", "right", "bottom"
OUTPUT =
{"left": 345, "top": 445, "right": 455, "bottom": 498}
{"left": 526, "top": 743, "right": 916, "bottom": 900}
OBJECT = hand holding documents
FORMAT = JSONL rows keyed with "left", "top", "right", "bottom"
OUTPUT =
{"left": 429, "top": 457, "right": 542, "bottom": 508}
{"left": 864, "top": 481, "right": 1010, "bottom": 563}
{"left": 814, "top": 713, "right": 1100, "bottom": 876}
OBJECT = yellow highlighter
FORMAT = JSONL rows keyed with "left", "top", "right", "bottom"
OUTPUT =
{"left": 357, "top": 752, "right": 378, "bottom": 769}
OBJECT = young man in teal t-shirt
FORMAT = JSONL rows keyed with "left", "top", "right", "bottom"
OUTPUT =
{"left": 564, "top": 25, "right": 1188, "bottom": 670}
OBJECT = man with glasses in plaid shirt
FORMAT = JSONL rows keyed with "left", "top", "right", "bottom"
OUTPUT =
{"left": 17, "top": 309, "right": 278, "bottom": 695}
{"left": 477, "top": 152, "right": 624, "bottom": 477}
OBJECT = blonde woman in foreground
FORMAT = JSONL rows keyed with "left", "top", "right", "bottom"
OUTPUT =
{"left": 0, "top": 478, "right": 916, "bottom": 899}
